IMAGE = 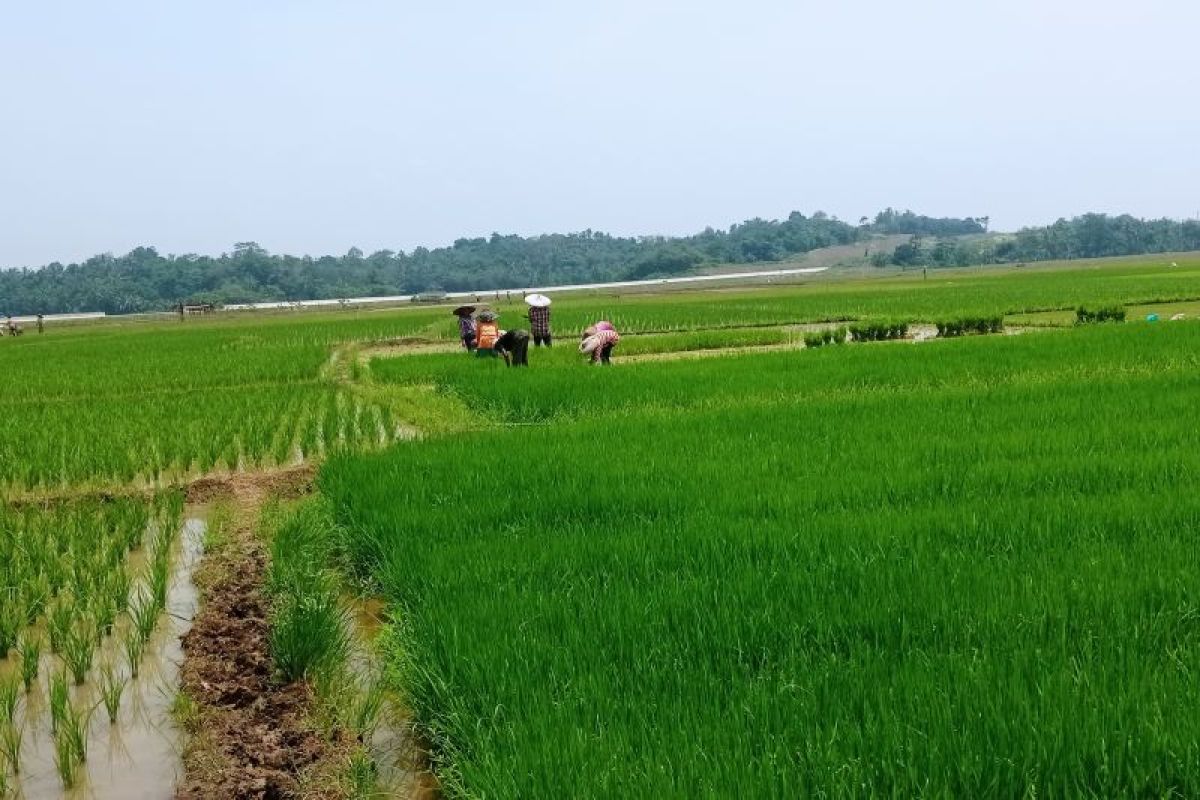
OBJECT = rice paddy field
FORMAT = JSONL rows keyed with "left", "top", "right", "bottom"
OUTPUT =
{"left": 1, "top": 252, "right": 1199, "bottom": 797}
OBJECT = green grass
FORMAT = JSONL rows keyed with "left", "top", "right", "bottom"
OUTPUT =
{"left": 322, "top": 320, "right": 1200, "bottom": 797}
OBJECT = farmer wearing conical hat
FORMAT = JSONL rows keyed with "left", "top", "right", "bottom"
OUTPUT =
{"left": 453, "top": 305, "right": 477, "bottom": 351}
{"left": 474, "top": 310, "right": 500, "bottom": 357}
{"left": 525, "top": 294, "right": 553, "bottom": 347}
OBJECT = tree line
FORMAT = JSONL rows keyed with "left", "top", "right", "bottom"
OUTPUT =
{"left": 12, "top": 209, "right": 1186, "bottom": 316}
{"left": 878, "top": 213, "right": 1200, "bottom": 270}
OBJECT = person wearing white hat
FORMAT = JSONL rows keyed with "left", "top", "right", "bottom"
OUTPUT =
{"left": 525, "top": 294, "right": 552, "bottom": 347}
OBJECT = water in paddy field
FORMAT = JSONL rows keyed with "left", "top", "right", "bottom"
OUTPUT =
{"left": 0, "top": 519, "right": 204, "bottom": 799}
{"left": 344, "top": 595, "right": 438, "bottom": 798}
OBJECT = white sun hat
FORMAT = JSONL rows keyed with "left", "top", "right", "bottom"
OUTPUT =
{"left": 524, "top": 293, "right": 551, "bottom": 307}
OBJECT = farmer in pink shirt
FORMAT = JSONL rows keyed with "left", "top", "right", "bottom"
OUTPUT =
{"left": 580, "top": 322, "right": 620, "bottom": 365}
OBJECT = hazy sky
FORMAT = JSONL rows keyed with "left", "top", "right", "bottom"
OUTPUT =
{"left": 2, "top": 0, "right": 1197, "bottom": 268}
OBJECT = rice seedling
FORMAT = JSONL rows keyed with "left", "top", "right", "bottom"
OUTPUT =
{"left": 123, "top": 629, "right": 145, "bottom": 679}
{"left": 0, "top": 601, "right": 19, "bottom": 657}
{"left": 58, "top": 700, "right": 90, "bottom": 765}
{"left": 95, "top": 596, "right": 118, "bottom": 639}
{"left": 46, "top": 598, "right": 73, "bottom": 655}
{"left": 48, "top": 670, "right": 70, "bottom": 734}
{"left": 935, "top": 315, "right": 1004, "bottom": 337}
{"left": 1, "top": 719, "right": 21, "bottom": 775}
{"left": 147, "top": 553, "right": 171, "bottom": 610}
{"left": 17, "top": 633, "right": 40, "bottom": 692}
{"left": 53, "top": 715, "right": 85, "bottom": 788}
{"left": 129, "top": 590, "right": 160, "bottom": 644}
{"left": 1076, "top": 304, "right": 1126, "bottom": 323}
{"left": 803, "top": 326, "right": 848, "bottom": 348}
{"left": 20, "top": 572, "right": 49, "bottom": 625}
{"left": 102, "top": 567, "right": 131, "bottom": 618}
{"left": 60, "top": 622, "right": 97, "bottom": 685}
{"left": 0, "top": 675, "right": 18, "bottom": 723}
{"left": 98, "top": 663, "right": 126, "bottom": 724}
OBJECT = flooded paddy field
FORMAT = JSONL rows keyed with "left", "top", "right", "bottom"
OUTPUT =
{"left": 0, "top": 510, "right": 202, "bottom": 799}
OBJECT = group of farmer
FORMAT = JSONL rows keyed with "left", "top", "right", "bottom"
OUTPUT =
{"left": 454, "top": 294, "right": 620, "bottom": 367}
{"left": 2, "top": 315, "right": 43, "bottom": 336}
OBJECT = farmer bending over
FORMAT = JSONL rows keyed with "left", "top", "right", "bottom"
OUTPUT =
{"left": 580, "top": 321, "right": 619, "bottom": 365}
{"left": 453, "top": 306, "right": 477, "bottom": 350}
{"left": 495, "top": 329, "right": 531, "bottom": 367}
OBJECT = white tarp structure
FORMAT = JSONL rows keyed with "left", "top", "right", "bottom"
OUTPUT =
{"left": 221, "top": 266, "right": 829, "bottom": 312}
{"left": 11, "top": 312, "right": 106, "bottom": 323}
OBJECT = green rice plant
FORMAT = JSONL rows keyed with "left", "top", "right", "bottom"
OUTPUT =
{"left": 95, "top": 596, "right": 118, "bottom": 639}
{"left": 1076, "top": 305, "right": 1126, "bottom": 323}
{"left": 98, "top": 663, "right": 126, "bottom": 724}
{"left": 0, "top": 600, "right": 18, "bottom": 657}
{"left": 0, "top": 675, "right": 18, "bottom": 723}
{"left": 935, "top": 315, "right": 1004, "bottom": 337}
{"left": 325, "top": 320, "right": 1200, "bottom": 797}
{"left": 47, "top": 598, "right": 73, "bottom": 655}
{"left": 58, "top": 700, "right": 90, "bottom": 764}
{"left": 804, "top": 326, "right": 849, "bottom": 348}
{"left": 122, "top": 629, "right": 145, "bottom": 680}
{"left": 1, "top": 719, "right": 20, "bottom": 775}
{"left": 271, "top": 589, "right": 351, "bottom": 683}
{"left": 48, "top": 670, "right": 69, "bottom": 734}
{"left": 109, "top": 568, "right": 132, "bottom": 614}
{"left": 53, "top": 705, "right": 88, "bottom": 788}
{"left": 17, "top": 633, "right": 41, "bottom": 692}
{"left": 147, "top": 552, "right": 171, "bottom": 610}
{"left": 60, "top": 622, "right": 97, "bottom": 685}
{"left": 849, "top": 319, "right": 909, "bottom": 341}
{"left": 20, "top": 573, "right": 49, "bottom": 625}
{"left": 129, "top": 590, "right": 160, "bottom": 644}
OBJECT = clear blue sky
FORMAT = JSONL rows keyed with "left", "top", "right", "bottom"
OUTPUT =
{"left": 2, "top": 0, "right": 1197, "bottom": 268}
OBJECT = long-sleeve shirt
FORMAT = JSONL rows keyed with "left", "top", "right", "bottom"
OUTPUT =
{"left": 458, "top": 316, "right": 477, "bottom": 338}
{"left": 580, "top": 329, "right": 620, "bottom": 360}
{"left": 528, "top": 306, "right": 551, "bottom": 336}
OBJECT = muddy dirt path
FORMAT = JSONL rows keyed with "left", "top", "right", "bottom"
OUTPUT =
{"left": 175, "top": 466, "right": 353, "bottom": 800}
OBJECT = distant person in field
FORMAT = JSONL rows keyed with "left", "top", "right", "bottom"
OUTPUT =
{"left": 494, "top": 328, "right": 531, "bottom": 367}
{"left": 454, "top": 306, "right": 477, "bottom": 350}
{"left": 475, "top": 310, "right": 500, "bottom": 357}
{"left": 525, "top": 294, "right": 552, "bottom": 346}
{"left": 580, "top": 321, "right": 619, "bottom": 365}
{"left": 36, "top": 314, "right": 44, "bottom": 334}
